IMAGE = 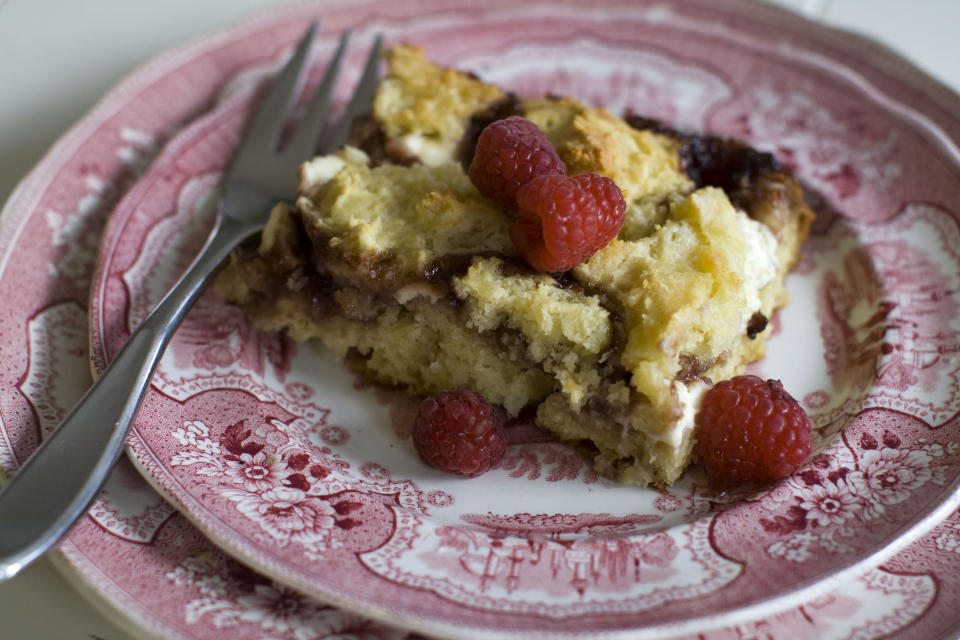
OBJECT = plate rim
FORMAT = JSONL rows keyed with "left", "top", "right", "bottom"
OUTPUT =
{"left": 2, "top": 1, "right": 960, "bottom": 639}
{"left": 86, "top": 3, "right": 960, "bottom": 639}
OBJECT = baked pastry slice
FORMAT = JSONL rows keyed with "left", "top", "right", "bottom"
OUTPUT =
{"left": 214, "top": 45, "right": 814, "bottom": 486}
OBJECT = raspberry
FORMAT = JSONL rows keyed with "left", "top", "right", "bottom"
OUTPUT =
{"left": 468, "top": 116, "right": 566, "bottom": 209}
{"left": 510, "top": 173, "right": 625, "bottom": 272}
{"left": 413, "top": 390, "right": 507, "bottom": 477}
{"left": 694, "top": 375, "right": 812, "bottom": 488}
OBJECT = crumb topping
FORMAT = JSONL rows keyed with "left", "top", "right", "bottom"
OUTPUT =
{"left": 297, "top": 150, "right": 513, "bottom": 274}
{"left": 574, "top": 187, "right": 779, "bottom": 408}
{"left": 374, "top": 44, "right": 506, "bottom": 166}
{"left": 453, "top": 257, "right": 611, "bottom": 408}
{"left": 521, "top": 97, "right": 693, "bottom": 238}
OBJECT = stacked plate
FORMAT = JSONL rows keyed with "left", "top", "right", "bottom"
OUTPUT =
{"left": 3, "top": 1, "right": 960, "bottom": 638}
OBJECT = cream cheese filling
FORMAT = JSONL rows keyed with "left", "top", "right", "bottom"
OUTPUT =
{"left": 736, "top": 211, "right": 780, "bottom": 329}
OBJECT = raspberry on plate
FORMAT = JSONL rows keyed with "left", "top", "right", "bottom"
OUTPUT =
{"left": 413, "top": 390, "right": 507, "bottom": 477}
{"left": 694, "top": 375, "right": 812, "bottom": 488}
{"left": 468, "top": 116, "right": 566, "bottom": 209}
{"left": 510, "top": 173, "right": 626, "bottom": 272}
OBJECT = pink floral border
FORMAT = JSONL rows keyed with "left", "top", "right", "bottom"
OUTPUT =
{"left": 2, "top": 1, "right": 960, "bottom": 638}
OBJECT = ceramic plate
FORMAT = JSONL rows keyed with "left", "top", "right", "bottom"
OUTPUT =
{"left": 2, "top": 1, "right": 960, "bottom": 638}
{"left": 86, "top": 0, "right": 960, "bottom": 637}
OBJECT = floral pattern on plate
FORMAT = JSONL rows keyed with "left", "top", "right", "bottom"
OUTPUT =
{"left": 85, "top": 2, "right": 960, "bottom": 637}
{"left": 3, "top": 1, "right": 960, "bottom": 639}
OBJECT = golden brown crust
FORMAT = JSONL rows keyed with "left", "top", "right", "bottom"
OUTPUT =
{"left": 731, "top": 170, "right": 815, "bottom": 271}
{"left": 373, "top": 44, "right": 506, "bottom": 166}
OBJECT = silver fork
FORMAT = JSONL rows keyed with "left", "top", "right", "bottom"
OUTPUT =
{"left": 0, "top": 24, "right": 382, "bottom": 581}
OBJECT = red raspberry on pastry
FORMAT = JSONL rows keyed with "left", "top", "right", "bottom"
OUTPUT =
{"left": 468, "top": 116, "right": 566, "bottom": 209}
{"left": 510, "top": 173, "right": 625, "bottom": 272}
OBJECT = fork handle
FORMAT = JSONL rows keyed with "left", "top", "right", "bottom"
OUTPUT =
{"left": 0, "top": 206, "right": 260, "bottom": 581}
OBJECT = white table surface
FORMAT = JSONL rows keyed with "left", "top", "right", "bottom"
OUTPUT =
{"left": 1, "top": 0, "right": 959, "bottom": 638}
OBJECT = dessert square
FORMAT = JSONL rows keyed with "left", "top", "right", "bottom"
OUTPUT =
{"left": 214, "top": 45, "right": 814, "bottom": 486}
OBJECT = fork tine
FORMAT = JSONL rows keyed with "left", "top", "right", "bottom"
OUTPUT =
{"left": 321, "top": 34, "right": 383, "bottom": 153}
{"left": 232, "top": 21, "right": 318, "bottom": 159}
{"left": 281, "top": 29, "right": 352, "bottom": 162}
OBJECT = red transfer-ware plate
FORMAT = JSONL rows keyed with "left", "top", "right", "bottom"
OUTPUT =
{"left": 87, "top": 1, "right": 960, "bottom": 637}
{"left": 0, "top": 1, "right": 959, "bottom": 638}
